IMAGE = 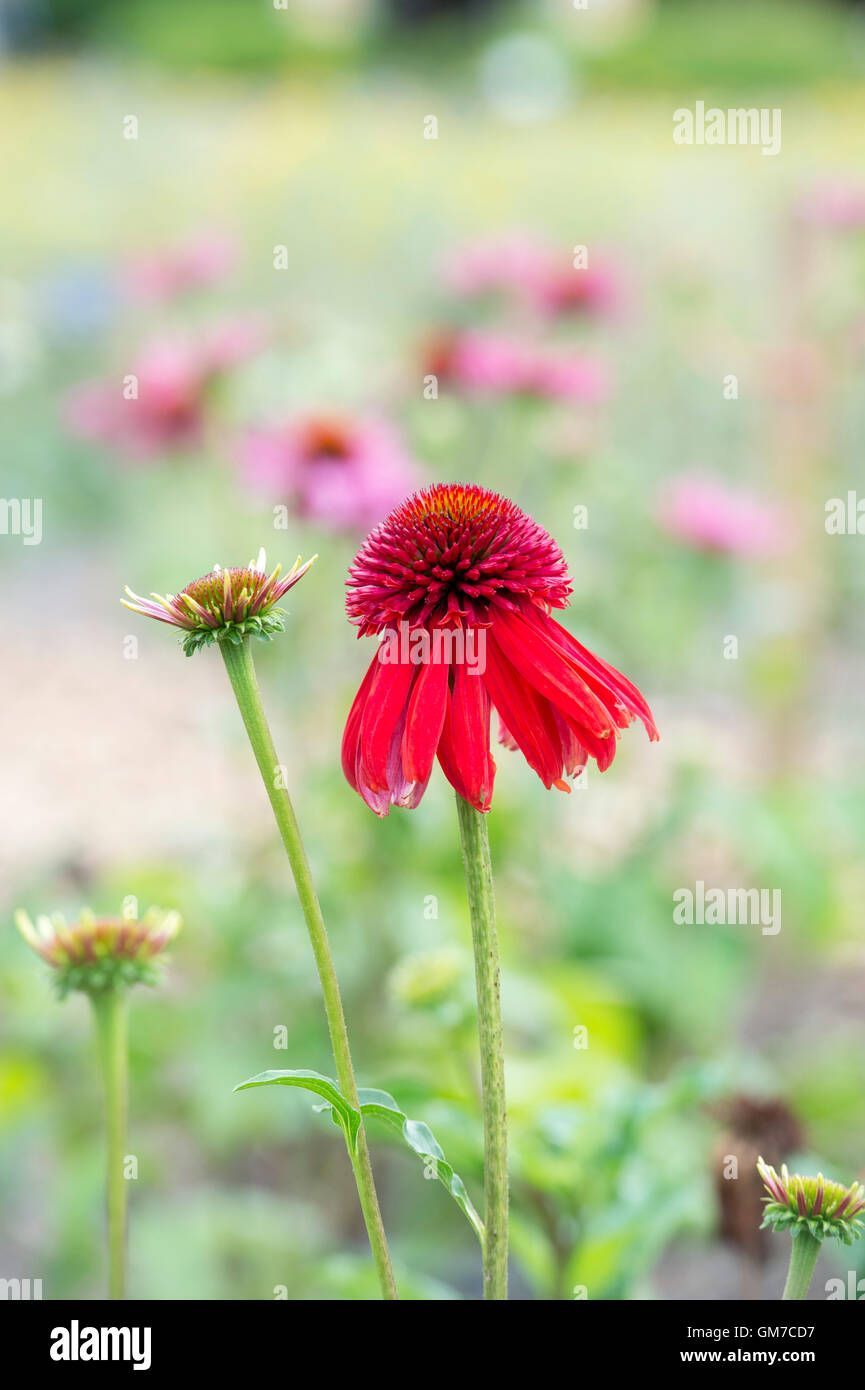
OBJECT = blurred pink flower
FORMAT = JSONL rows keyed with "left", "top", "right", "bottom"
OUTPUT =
{"left": 530, "top": 353, "right": 610, "bottom": 402}
{"left": 443, "top": 233, "right": 550, "bottom": 301}
{"left": 443, "top": 233, "right": 621, "bottom": 318}
{"left": 443, "top": 330, "right": 530, "bottom": 393}
{"left": 529, "top": 260, "right": 621, "bottom": 317}
{"left": 64, "top": 321, "right": 261, "bottom": 459}
{"left": 120, "top": 232, "right": 239, "bottom": 301}
{"left": 425, "top": 329, "right": 609, "bottom": 403}
{"left": 239, "top": 414, "right": 419, "bottom": 531}
{"left": 796, "top": 179, "right": 865, "bottom": 231}
{"left": 658, "top": 475, "right": 785, "bottom": 556}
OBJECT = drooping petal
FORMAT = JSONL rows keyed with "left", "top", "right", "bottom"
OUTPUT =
{"left": 389, "top": 699, "right": 433, "bottom": 810}
{"left": 358, "top": 650, "right": 416, "bottom": 791}
{"left": 436, "top": 661, "right": 495, "bottom": 811}
{"left": 551, "top": 708, "right": 589, "bottom": 780}
{"left": 525, "top": 604, "right": 659, "bottom": 739}
{"left": 341, "top": 648, "right": 381, "bottom": 791}
{"left": 401, "top": 645, "right": 450, "bottom": 785}
{"left": 482, "top": 636, "right": 565, "bottom": 788}
{"left": 492, "top": 606, "right": 618, "bottom": 739}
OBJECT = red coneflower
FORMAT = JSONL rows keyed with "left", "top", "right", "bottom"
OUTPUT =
{"left": 342, "top": 483, "right": 658, "bottom": 816}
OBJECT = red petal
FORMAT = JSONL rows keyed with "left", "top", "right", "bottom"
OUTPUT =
{"left": 482, "top": 635, "right": 565, "bottom": 787}
{"left": 358, "top": 649, "right": 415, "bottom": 790}
{"left": 401, "top": 649, "right": 450, "bottom": 784}
{"left": 551, "top": 707, "right": 589, "bottom": 779}
{"left": 449, "top": 661, "right": 495, "bottom": 810}
{"left": 342, "top": 649, "right": 380, "bottom": 791}
{"left": 527, "top": 605, "right": 658, "bottom": 739}
{"left": 492, "top": 607, "right": 618, "bottom": 738}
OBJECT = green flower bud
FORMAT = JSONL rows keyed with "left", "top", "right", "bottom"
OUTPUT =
{"left": 14, "top": 904, "right": 181, "bottom": 999}
{"left": 758, "top": 1157, "right": 865, "bottom": 1246}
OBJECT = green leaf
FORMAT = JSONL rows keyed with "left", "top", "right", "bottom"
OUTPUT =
{"left": 233, "top": 1070, "right": 484, "bottom": 1246}
{"left": 233, "top": 1069, "right": 361, "bottom": 1153}
{"left": 356, "top": 1087, "right": 485, "bottom": 1248}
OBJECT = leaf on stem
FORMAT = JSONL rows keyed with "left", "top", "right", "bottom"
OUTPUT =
{"left": 234, "top": 1069, "right": 361, "bottom": 1152}
{"left": 234, "top": 1069, "right": 484, "bottom": 1246}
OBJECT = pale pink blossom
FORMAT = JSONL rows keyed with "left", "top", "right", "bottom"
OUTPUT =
{"left": 443, "top": 233, "right": 622, "bottom": 318}
{"left": 444, "top": 331, "right": 531, "bottom": 393}
{"left": 120, "top": 232, "right": 239, "bottom": 302}
{"left": 443, "top": 233, "right": 550, "bottom": 301}
{"left": 425, "top": 329, "right": 609, "bottom": 402}
{"left": 239, "top": 414, "right": 419, "bottom": 531}
{"left": 658, "top": 475, "right": 785, "bottom": 556}
{"left": 64, "top": 321, "right": 261, "bottom": 459}
{"left": 796, "top": 179, "right": 865, "bottom": 231}
{"left": 530, "top": 352, "right": 610, "bottom": 402}
{"left": 529, "top": 259, "right": 621, "bottom": 317}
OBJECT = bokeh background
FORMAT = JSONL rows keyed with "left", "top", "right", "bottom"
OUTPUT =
{"left": 2, "top": 0, "right": 865, "bottom": 1300}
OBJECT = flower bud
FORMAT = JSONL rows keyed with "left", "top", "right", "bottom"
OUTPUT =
{"left": 14, "top": 904, "right": 181, "bottom": 998}
{"left": 122, "top": 548, "right": 315, "bottom": 656}
{"left": 758, "top": 1157, "right": 865, "bottom": 1245}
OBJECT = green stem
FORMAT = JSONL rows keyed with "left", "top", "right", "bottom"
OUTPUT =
{"left": 782, "top": 1229, "right": 821, "bottom": 1300}
{"left": 455, "top": 792, "right": 508, "bottom": 1300}
{"left": 220, "top": 638, "right": 398, "bottom": 1301}
{"left": 90, "top": 987, "right": 128, "bottom": 1300}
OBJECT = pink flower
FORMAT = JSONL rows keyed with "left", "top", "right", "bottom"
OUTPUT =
{"left": 796, "top": 179, "right": 865, "bottom": 231}
{"left": 425, "top": 329, "right": 609, "bottom": 403}
{"left": 120, "top": 232, "right": 238, "bottom": 302}
{"left": 443, "top": 233, "right": 550, "bottom": 302}
{"left": 529, "top": 352, "right": 610, "bottom": 402}
{"left": 443, "top": 233, "right": 622, "bottom": 318}
{"left": 64, "top": 321, "right": 261, "bottom": 459}
{"left": 442, "top": 331, "right": 531, "bottom": 393}
{"left": 239, "top": 414, "right": 419, "bottom": 532}
{"left": 658, "top": 475, "right": 785, "bottom": 557}
{"left": 528, "top": 260, "right": 621, "bottom": 318}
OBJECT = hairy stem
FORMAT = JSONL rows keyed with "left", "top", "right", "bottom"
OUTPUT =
{"left": 455, "top": 792, "right": 508, "bottom": 1300}
{"left": 221, "top": 638, "right": 397, "bottom": 1301}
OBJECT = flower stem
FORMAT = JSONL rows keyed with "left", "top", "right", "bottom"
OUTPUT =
{"left": 455, "top": 792, "right": 508, "bottom": 1300}
{"left": 220, "top": 638, "right": 398, "bottom": 1301}
{"left": 90, "top": 987, "right": 128, "bottom": 1300}
{"left": 782, "top": 1229, "right": 821, "bottom": 1300}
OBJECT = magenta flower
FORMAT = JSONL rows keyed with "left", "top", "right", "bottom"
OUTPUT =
{"left": 239, "top": 413, "right": 419, "bottom": 532}
{"left": 528, "top": 259, "right": 622, "bottom": 318}
{"left": 657, "top": 474, "right": 785, "bottom": 557}
{"left": 443, "top": 233, "right": 621, "bottom": 319}
{"left": 120, "top": 231, "right": 238, "bottom": 302}
{"left": 64, "top": 321, "right": 261, "bottom": 460}
{"left": 426, "top": 329, "right": 609, "bottom": 403}
{"left": 438, "top": 331, "right": 530, "bottom": 394}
